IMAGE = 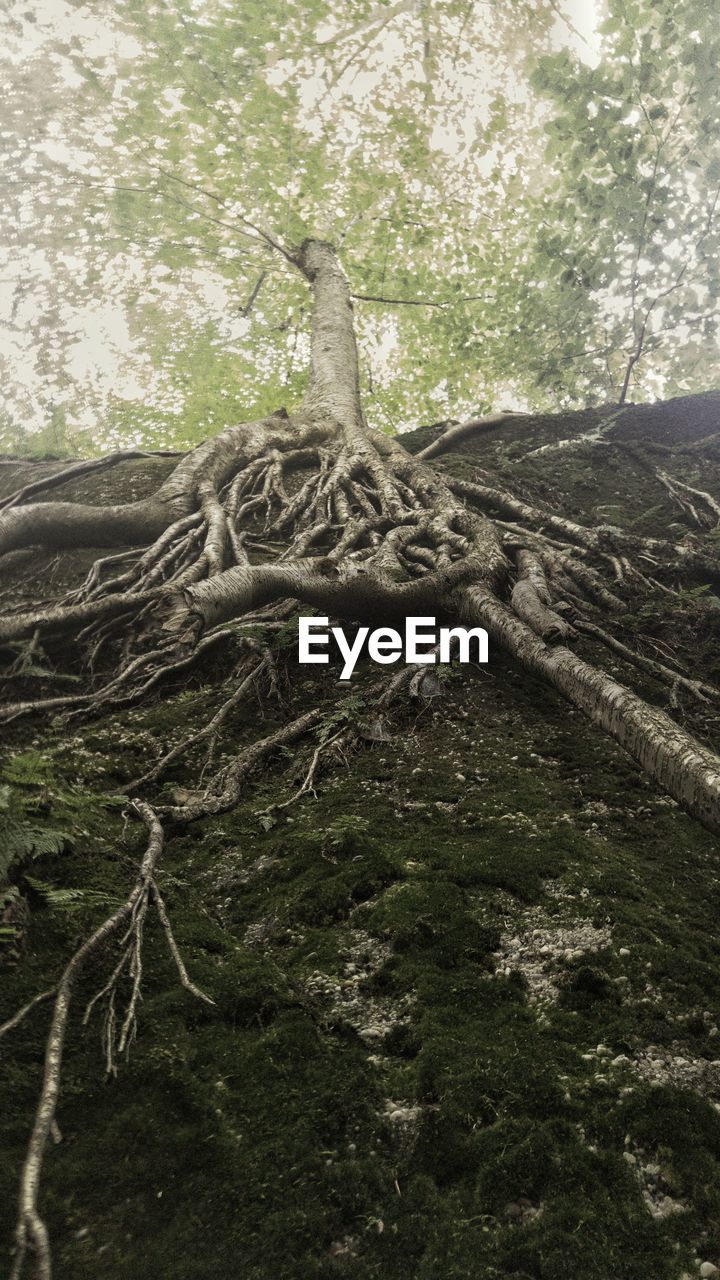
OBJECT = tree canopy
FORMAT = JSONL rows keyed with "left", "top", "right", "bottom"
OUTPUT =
{"left": 5, "top": 8, "right": 720, "bottom": 1275}
{"left": 2, "top": 0, "right": 720, "bottom": 456}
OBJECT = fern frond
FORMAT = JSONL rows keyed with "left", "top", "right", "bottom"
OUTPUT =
{"left": 24, "top": 877, "right": 120, "bottom": 912}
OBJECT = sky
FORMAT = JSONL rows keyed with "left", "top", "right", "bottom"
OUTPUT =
{"left": 0, "top": 0, "right": 602, "bottom": 449}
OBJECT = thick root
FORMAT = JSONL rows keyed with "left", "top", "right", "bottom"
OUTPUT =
{"left": 460, "top": 585, "right": 720, "bottom": 832}
{"left": 4, "top": 236, "right": 720, "bottom": 1271}
{"left": 510, "top": 549, "right": 577, "bottom": 642}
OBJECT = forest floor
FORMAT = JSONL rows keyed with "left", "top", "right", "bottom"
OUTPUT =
{"left": 2, "top": 394, "right": 720, "bottom": 1279}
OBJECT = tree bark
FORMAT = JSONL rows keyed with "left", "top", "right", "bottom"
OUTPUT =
{"left": 1, "top": 236, "right": 719, "bottom": 841}
{"left": 460, "top": 585, "right": 720, "bottom": 832}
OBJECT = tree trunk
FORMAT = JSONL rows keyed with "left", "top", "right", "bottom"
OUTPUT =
{"left": 1, "top": 236, "right": 719, "bottom": 841}
{"left": 3, "top": 237, "right": 720, "bottom": 1277}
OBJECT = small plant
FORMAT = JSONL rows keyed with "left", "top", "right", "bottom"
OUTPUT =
{"left": 2, "top": 750, "right": 49, "bottom": 789}
{"left": 317, "top": 694, "right": 366, "bottom": 743}
{"left": 0, "top": 785, "right": 73, "bottom": 886}
{"left": 23, "top": 876, "right": 120, "bottom": 913}
{"left": 628, "top": 502, "right": 665, "bottom": 529}
{"left": 322, "top": 815, "right": 371, "bottom": 859}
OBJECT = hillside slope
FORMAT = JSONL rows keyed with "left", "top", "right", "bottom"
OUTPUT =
{"left": 2, "top": 394, "right": 720, "bottom": 1280}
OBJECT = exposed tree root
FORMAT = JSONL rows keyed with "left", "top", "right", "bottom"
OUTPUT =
{"left": 518, "top": 407, "right": 628, "bottom": 462}
{"left": 459, "top": 586, "right": 720, "bottom": 832}
{"left": 164, "top": 706, "right": 325, "bottom": 822}
{"left": 510, "top": 548, "right": 577, "bottom": 643}
{"left": 3, "top": 236, "right": 720, "bottom": 1270}
{"left": 0, "top": 450, "right": 183, "bottom": 514}
{"left": 655, "top": 469, "right": 720, "bottom": 529}
{"left": 255, "top": 726, "right": 348, "bottom": 821}
{"left": 0, "top": 988, "right": 57, "bottom": 1040}
{"left": 4, "top": 801, "right": 211, "bottom": 1280}
{"left": 574, "top": 620, "right": 720, "bottom": 705}
{"left": 415, "top": 410, "right": 525, "bottom": 460}
{"left": 127, "top": 650, "right": 270, "bottom": 790}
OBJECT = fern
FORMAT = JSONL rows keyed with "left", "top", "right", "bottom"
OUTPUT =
{"left": 0, "top": 785, "right": 72, "bottom": 883}
{"left": 3, "top": 751, "right": 50, "bottom": 788}
{"left": 317, "top": 694, "right": 366, "bottom": 743}
{"left": 24, "top": 877, "right": 120, "bottom": 912}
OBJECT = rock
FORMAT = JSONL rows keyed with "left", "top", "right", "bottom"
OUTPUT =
{"left": 700, "top": 1265, "right": 719, "bottom": 1279}
{"left": 619, "top": 947, "right": 631, "bottom": 956}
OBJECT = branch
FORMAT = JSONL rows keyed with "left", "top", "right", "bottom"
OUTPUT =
{"left": 149, "top": 164, "right": 295, "bottom": 263}
{"left": 546, "top": 0, "right": 593, "bottom": 47}
{"left": 0, "top": 451, "right": 182, "bottom": 513}
{"left": 351, "top": 291, "right": 446, "bottom": 308}
{"left": 241, "top": 271, "right": 267, "bottom": 317}
{"left": 316, "top": 0, "right": 414, "bottom": 48}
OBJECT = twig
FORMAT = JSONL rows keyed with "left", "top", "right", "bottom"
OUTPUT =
{"left": 151, "top": 881, "right": 215, "bottom": 1006}
{"left": 0, "top": 988, "right": 57, "bottom": 1040}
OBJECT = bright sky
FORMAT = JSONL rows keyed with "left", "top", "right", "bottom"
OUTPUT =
{"left": 556, "top": 0, "right": 601, "bottom": 65}
{"left": 0, "top": 0, "right": 602, "bottom": 446}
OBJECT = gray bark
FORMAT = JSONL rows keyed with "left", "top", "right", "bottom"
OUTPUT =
{"left": 460, "top": 584, "right": 720, "bottom": 832}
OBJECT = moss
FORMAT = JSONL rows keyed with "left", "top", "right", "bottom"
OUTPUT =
{"left": 3, "top": 645, "right": 720, "bottom": 1276}
{"left": 3, "top": 403, "right": 720, "bottom": 1276}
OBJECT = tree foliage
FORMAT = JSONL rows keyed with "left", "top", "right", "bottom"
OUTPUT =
{"left": 1, "top": 0, "right": 719, "bottom": 455}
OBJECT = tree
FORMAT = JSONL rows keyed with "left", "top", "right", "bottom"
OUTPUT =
{"left": 523, "top": 0, "right": 720, "bottom": 404}
{"left": 2, "top": 2, "right": 720, "bottom": 1275}
{"left": 4, "top": 0, "right": 720, "bottom": 453}
{"left": 3, "top": 227, "right": 720, "bottom": 1277}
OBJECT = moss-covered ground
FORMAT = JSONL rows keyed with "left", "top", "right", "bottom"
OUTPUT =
{"left": 2, "top": 395, "right": 720, "bottom": 1278}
